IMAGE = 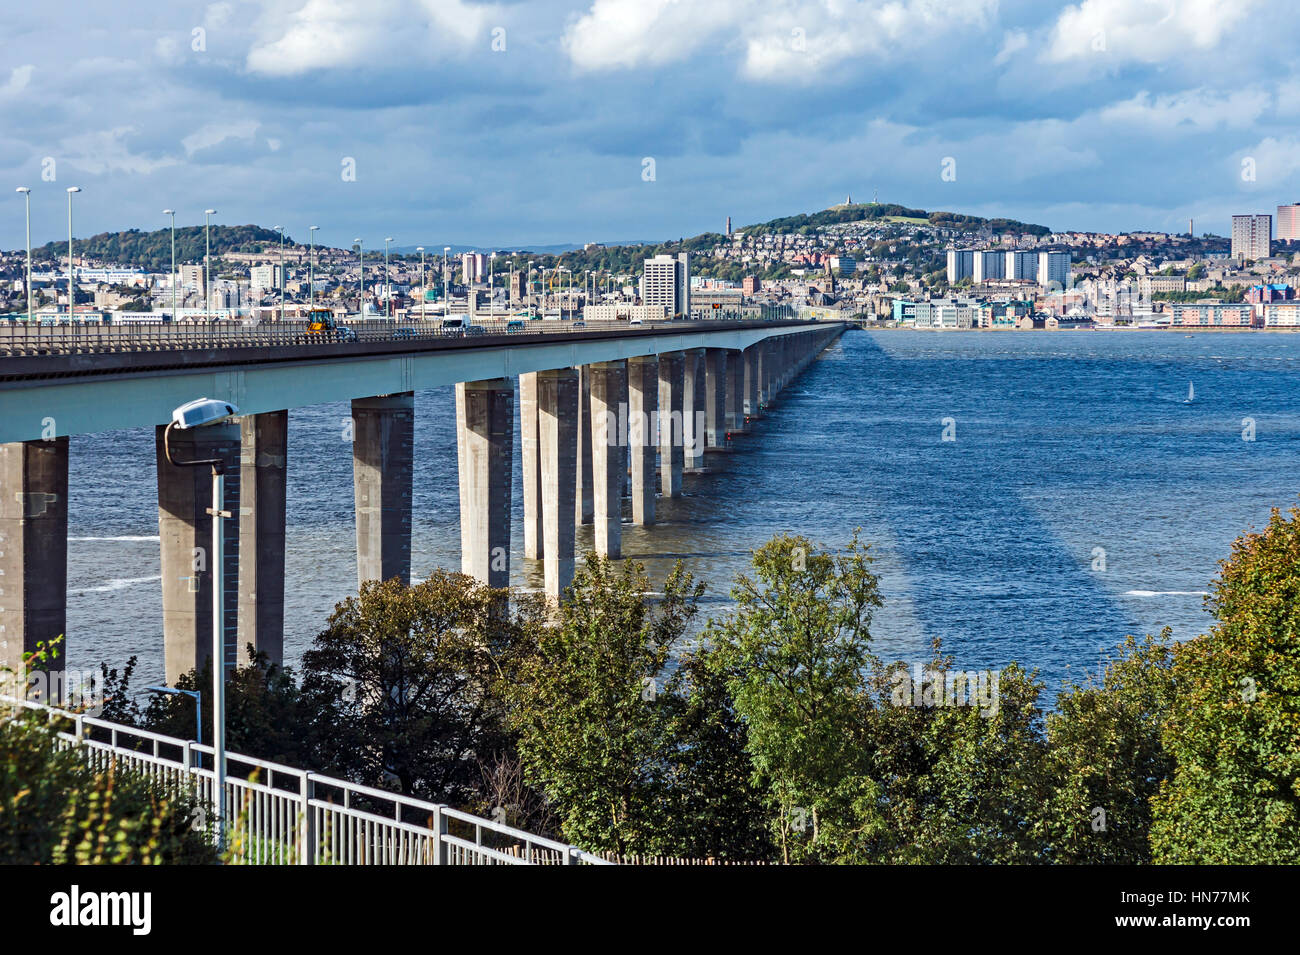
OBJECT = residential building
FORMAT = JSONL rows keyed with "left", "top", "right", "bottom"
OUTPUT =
{"left": 946, "top": 249, "right": 974, "bottom": 283}
{"left": 1262, "top": 303, "right": 1300, "bottom": 327}
{"left": 1170, "top": 304, "right": 1254, "bottom": 327}
{"left": 1231, "top": 214, "right": 1272, "bottom": 261}
{"left": 973, "top": 251, "right": 1005, "bottom": 283}
{"left": 742, "top": 276, "right": 760, "bottom": 295}
{"left": 1004, "top": 250, "right": 1038, "bottom": 282}
{"left": 1037, "top": 251, "right": 1071, "bottom": 288}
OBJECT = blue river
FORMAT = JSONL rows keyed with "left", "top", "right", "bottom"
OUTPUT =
{"left": 64, "top": 329, "right": 1300, "bottom": 698}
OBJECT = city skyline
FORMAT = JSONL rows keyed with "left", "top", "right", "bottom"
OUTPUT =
{"left": 4, "top": 1, "right": 1300, "bottom": 250}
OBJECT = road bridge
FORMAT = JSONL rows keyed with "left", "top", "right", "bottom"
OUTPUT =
{"left": 0, "top": 318, "right": 846, "bottom": 683}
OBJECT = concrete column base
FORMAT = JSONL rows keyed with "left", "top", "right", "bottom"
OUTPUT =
{"left": 352, "top": 393, "right": 414, "bottom": 588}
{"left": 456, "top": 379, "right": 514, "bottom": 587}
{"left": 628, "top": 355, "right": 658, "bottom": 526}
{"left": 538, "top": 369, "right": 578, "bottom": 598}
{"left": 237, "top": 411, "right": 287, "bottom": 666}
{"left": 588, "top": 361, "right": 627, "bottom": 558}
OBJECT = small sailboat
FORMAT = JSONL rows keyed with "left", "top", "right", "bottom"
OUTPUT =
{"left": 1185, "top": 381, "right": 1195, "bottom": 403}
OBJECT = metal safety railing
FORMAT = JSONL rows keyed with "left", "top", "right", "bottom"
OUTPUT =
{"left": 2, "top": 695, "right": 611, "bottom": 866}
{"left": 0, "top": 316, "right": 804, "bottom": 358}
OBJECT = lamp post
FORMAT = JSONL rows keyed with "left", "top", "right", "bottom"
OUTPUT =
{"left": 384, "top": 237, "right": 393, "bottom": 319}
{"left": 275, "top": 225, "right": 285, "bottom": 323}
{"left": 144, "top": 686, "right": 202, "bottom": 745}
{"left": 163, "top": 210, "right": 177, "bottom": 321}
{"left": 66, "top": 187, "right": 81, "bottom": 320}
{"left": 355, "top": 238, "right": 364, "bottom": 318}
{"left": 163, "top": 396, "right": 240, "bottom": 849}
{"left": 416, "top": 247, "right": 425, "bottom": 320}
{"left": 528, "top": 260, "right": 535, "bottom": 317}
{"left": 203, "top": 209, "right": 216, "bottom": 321}
{"left": 489, "top": 251, "right": 496, "bottom": 316}
{"left": 309, "top": 225, "right": 319, "bottom": 312}
{"left": 443, "top": 246, "right": 450, "bottom": 314}
{"left": 16, "top": 188, "right": 31, "bottom": 323}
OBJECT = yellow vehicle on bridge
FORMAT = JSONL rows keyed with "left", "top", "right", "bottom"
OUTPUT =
{"left": 306, "top": 308, "right": 338, "bottom": 333}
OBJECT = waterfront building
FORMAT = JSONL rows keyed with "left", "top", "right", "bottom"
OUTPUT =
{"left": 1170, "top": 303, "right": 1254, "bottom": 327}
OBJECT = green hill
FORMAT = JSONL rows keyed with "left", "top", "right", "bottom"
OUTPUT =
{"left": 33, "top": 224, "right": 288, "bottom": 271}
{"left": 740, "top": 202, "right": 1050, "bottom": 237}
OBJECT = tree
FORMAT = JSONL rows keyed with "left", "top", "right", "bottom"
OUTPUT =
{"left": 1038, "top": 632, "right": 1176, "bottom": 864}
{"left": 0, "top": 713, "right": 216, "bottom": 864}
{"left": 1151, "top": 507, "right": 1300, "bottom": 863}
{"left": 509, "top": 554, "right": 703, "bottom": 856}
{"left": 707, "top": 533, "right": 882, "bottom": 863}
{"left": 301, "top": 571, "right": 527, "bottom": 804}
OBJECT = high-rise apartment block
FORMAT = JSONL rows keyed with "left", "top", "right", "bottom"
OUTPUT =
{"left": 946, "top": 249, "right": 974, "bottom": 283}
{"left": 1276, "top": 204, "right": 1300, "bottom": 241}
{"left": 972, "top": 250, "right": 1005, "bottom": 283}
{"left": 641, "top": 253, "right": 690, "bottom": 318}
{"left": 1037, "top": 251, "right": 1071, "bottom": 288}
{"left": 1231, "top": 214, "right": 1272, "bottom": 260}
{"left": 1004, "top": 250, "right": 1038, "bottom": 281}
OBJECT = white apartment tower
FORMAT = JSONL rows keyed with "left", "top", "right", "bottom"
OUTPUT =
{"left": 1231, "top": 214, "right": 1272, "bottom": 261}
{"left": 640, "top": 253, "right": 690, "bottom": 318}
{"left": 1037, "top": 251, "right": 1071, "bottom": 288}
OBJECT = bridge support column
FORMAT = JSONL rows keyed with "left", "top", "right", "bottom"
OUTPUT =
{"left": 682, "top": 349, "right": 706, "bottom": 470}
{"left": 538, "top": 369, "right": 578, "bottom": 599}
{"left": 743, "top": 346, "right": 761, "bottom": 423}
{"left": 237, "top": 411, "right": 287, "bottom": 666}
{"left": 628, "top": 355, "right": 657, "bottom": 526}
{"left": 588, "top": 360, "right": 626, "bottom": 558}
{"left": 157, "top": 422, "right": 240, "bottom": 685}
{"left": 520, "top": 373, "right": 542, "bottom": 559}
{"left": 725, "top": 350, "right": 744, "bottom": 433}
{"left": 657, "top": 351, "right": 684, "bottom": 497}
{"left": 575, "top": 366, "right": 594, "bottom": 525}
{"left": 0, "top": 437, "right": 68, "bottom": 695}
{"left": 456, "top": 378, "right": 514, "bottom": 587}
{"left": 704, "top": 349, "right": 728, "bottom": 450}
{"left": 352, "top": 393, "right": 414, "bottom": 588}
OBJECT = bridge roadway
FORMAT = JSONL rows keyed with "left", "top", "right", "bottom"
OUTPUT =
{"left": 0, "top": 317, "right": 847, "bottom": 686}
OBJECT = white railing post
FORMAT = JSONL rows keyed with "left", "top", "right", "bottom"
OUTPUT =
{"left": 433, "top": 806, "right": 448, "bottom": 865}
{"left": 300, "top": 774, "right": 316, "bottom": 865}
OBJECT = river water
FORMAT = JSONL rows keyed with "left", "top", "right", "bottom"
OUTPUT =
{"left": 64, "top": 329, "right": 1300, "bottom": 697}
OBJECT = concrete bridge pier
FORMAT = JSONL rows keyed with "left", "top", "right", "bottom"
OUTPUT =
{"left": 575, "top": 366, "right": 594, "bottom": 526}
{"left": 520, "top": 373, "right": 543, "bottom": 559}
{"left": 725, "top": 349, "right": 745, "bottom": 433}
{"left": 0, "top": 437, "right": 69, "bottom": 693}
{"left": 682, "top": 349, "right": 706, "bottom": 470}
{"left": 456, "top": 379, "right": 514, "bottom": 588}
{"left": 704, "top": 349, "right": 728, "bottom": 450}
{"left": 537, "top": 369, "right": 578, "bottom": 598}
{"left": 743, "top": 346, "right": 761, "bottom": 423}
{"left": 588, "top": 360, "right": 627, "bottom": 558}
{"left": 156, "top": 421, "right": 240, "bottom": 685}
{"left": 352, "top": 394, "right": 414, "bottom": 588}
{"left": 628, "top": 355, "right": 658, "bottom": 526}
{"left": 237, "top": 410, "right": 287, "bottom": 666}
{"left": 657, "top": 351, "right": 685, "bottom": 497}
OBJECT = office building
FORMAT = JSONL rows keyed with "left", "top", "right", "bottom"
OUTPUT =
{"left": 1231, "top": 214, "right": 1272, "bottom": 261}
{"left": 641, "top": 253, "right": 690, "bottom": 318}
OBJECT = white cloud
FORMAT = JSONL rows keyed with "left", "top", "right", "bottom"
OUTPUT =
{"left": 246, "top": 0, "right": 497, "bottom": 76}
{"left": 1, "top": 65, "right": 34, "bottom": 95}
{"left": 994, "top": 30, "right": 1028, "bottom": 66}
{"left": 1098, "top": 88, "right": 1272, "bottom": 130}
{"left": 59, "top": 127, "right": 179, "bottom": 176}
{"left": 1045, "top": 0, "right": 1258, "bottom": 64}
{"left": 182, "top": 120, "right": 260, "bottom": 156}
{"left": 563, "top": 0, "right": 997, "bottom": 80}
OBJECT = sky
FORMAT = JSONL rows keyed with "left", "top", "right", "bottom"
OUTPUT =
{"left": 2, "top": 0, "right": 1298, "bottom": 251}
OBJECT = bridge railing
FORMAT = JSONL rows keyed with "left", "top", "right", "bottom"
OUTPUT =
{"left": 0, "top": 315, "right": 801, "bottom": 357}
{"left": 1, "top": 695, "right": 611, "bottom": 866}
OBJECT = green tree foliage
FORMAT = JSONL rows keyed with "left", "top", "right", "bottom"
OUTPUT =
{"left": 33, "top": 224, "right": 285, "bottom": 271}
{"left": 508, "top": 555, "right": 705, "bottom": 855}
{"left": 1038, "top": 632, "right": 1176, "bottom": 864}
{"left": 1151, "top": 507, "right": 1300, "bottom": 863}
{"left": 301, "top": 571, "right": 530, "bottom": 804}
{"left": 0, "top": 714, "right": 216, "bottom": 864}
{"left": 706, "top": 533, "right": 881, "bottom": 862}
